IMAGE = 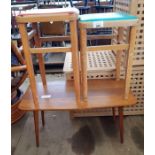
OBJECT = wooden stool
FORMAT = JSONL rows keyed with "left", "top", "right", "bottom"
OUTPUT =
{"left": 16, "top": 8, "right": 81, "bottom": 146}
{"left": 79, "top": 12, "right": 138, "bottom": 143}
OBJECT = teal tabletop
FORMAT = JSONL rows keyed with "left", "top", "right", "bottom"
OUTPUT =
{"left": 79, "top": 12, "right": 138, "bottom": 23}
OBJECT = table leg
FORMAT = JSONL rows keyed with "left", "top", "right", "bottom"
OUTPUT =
{"left": 118, "top": 107, "right": 124, "bottom": 143}
{"left": 33, "top": 111, "right": 40, "bottom": 147}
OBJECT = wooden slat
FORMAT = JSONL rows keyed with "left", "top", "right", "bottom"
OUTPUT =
{"left": 40, "top": 36, "right": 70, "bottom": 42}
{"left": 11, "top": 41, "right": 25, "bottom": 65}
{"left": 87, "top": 44, "right": 129, "bottom": 51}
{"left": 30, "top": 47, "right": 71, "bottom": 53}
{"left": 87, "top": 34, "right": 116, "bottom": 40}
{"left": 11, "top": 65, "right": 27, "bottom": 72}
{"left": 40, "top": 35, "right": 116, "bottom": 43}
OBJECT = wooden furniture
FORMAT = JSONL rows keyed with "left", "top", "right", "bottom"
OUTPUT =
{"left": 11, "top": 41, "right": 27, "bottom": 124}
{"left": 79, "top": 12, "right": 138, "bottom": 143}
{"left": 16, "top": 8, "right": 80, "bottom": 146}
{"left": 16, "top": 8, "right": 137, "bottom": 146}
{"left": 64, "top": 0, "right": 144, "bottom": 117}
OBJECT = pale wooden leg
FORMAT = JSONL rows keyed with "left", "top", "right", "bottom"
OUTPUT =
{"left": 118, "top": 107, "right": 124, "bottom": 143}
{"left": 70, "top": 21, "right": 81, "bottom": 104}
{"left": 116, "top": 50, "right": 121, "bottom": 80}
{"left": 33, "top": 111, "right": 40, "bottom": 147}
{"left": 79, "top": 25, "right": 87, "bottom": 102}
{"left": 36, "top": 54, "right": 47, "bottom": 86}
{"left": 116, "top": 27, "right": 124, "bottom": 80}
{"left": 41, "top": 111, "right": 45, "bottom": 127}
{"left": 124, "top": 26, "right": 137, "bottom": 99}
{"left": 32, "top": 23, "right": 47, "bottom": 86}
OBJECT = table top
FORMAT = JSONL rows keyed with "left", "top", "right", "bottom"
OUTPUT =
{"left": 18, "top": 7, "right": 79, "bottom": 16}
{"left": 18, "top": 79, "right": 136, "bottom": 111}
{"left": 16, "top": 8, "right": 80, "bottom": 23}
{"left": 79, "top": 12, "right": 138, "bottom": 23}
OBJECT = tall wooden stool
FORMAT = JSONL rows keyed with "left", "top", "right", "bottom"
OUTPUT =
{"left": 16, "top": 8, "right": 81, "bottom": 146}
{"left": 79, "top": 12, "right": 138, "bottom": 143}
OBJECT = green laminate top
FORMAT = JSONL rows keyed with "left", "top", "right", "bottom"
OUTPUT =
{"left": 79, "top": 12, "right": 138, "bottom": 23}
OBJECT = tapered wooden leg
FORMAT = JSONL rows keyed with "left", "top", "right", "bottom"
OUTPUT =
{"left": 33, "top": 111, "right": 39, "bottom": 147}
{"left": 70, "top": 21, "right": 81, "bottom": 103}
{"left": 118, "top": 107, "right": 124, "bottom": 143}
{"left": 32, "top": 23, "right": 47, "bottom": 86}
{"left": 41, "top": 111, "right": 45, "bottom": 127}
{"left": 37, "top": 54, "right": 47, "bottom": 86}
{"left": 79, "top": 25, "right": 87, "bottom": 102}
{"left": 124, "top": 26, "right": 137, "bottom": 99}
{"left": 112, "top": 107, "right": 116, "bottom": 121}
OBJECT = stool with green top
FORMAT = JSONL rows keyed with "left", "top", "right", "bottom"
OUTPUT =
{"left": 79, "top": 12, "right": 138, "bottom": 143}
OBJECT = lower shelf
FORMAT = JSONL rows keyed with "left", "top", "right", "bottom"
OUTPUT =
{"left": 19, "top": 79, "right": 137, "bottom": 111}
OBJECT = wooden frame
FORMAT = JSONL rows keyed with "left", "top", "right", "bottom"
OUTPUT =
{"left": 79, "top": 13, "right": 137, "bottom": 143}
{"left": 79, "top": 20, "right": 137, "bottom": 101}
{"left": 16, "top": 8, "right": 81, "bottom": 146}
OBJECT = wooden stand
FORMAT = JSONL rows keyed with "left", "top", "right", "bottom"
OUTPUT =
{"left": 16, "top": 8, "right": 80, "bottom": 146}
{"left": 16, "top": 10, "right": 138, "bottom": 146}
{"left": 79, "top": 12, "right": 138, "bottom": 143}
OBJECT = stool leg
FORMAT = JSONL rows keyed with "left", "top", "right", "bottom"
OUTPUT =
{"left": 33, "top": 111, "right": 40, "bottom": 147}
{"left": 112, "top": 107, "right": 116, "bottom": 121}
{"left": 32, "top": 23, "right": 47, "bottom": 86}
{"left": 37, "top": 54, "right": 47, "bottom": 86}
{"left": 118, "top": 107, "right": 124, "bottom": 143}
{"left": 41, "top": 111, "right": 45, "bottom": 127}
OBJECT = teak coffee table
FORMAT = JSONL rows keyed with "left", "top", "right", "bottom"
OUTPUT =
{"left": 16, "top": 9, "right": 138, "bottom": 146}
